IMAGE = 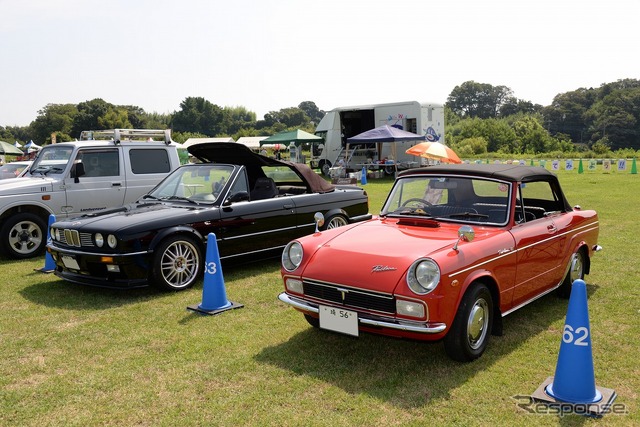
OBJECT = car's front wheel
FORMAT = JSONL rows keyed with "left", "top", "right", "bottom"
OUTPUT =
{"left": 304, "top": 314, "right": 320, "bottom": 328}
{"left": 444, "top": 283, "right": 493, "bottom": 362}
{"left": 324, "top": 214, "right": 348, "bottom": 230}
{"left": 0, "top": 213, "right": 47, "bottom": 259}
{"left": 151, "top": 235, "right": 202, "bottom": 291}
{"left": 557, "top": 249, "right": 586, "bottom": 298}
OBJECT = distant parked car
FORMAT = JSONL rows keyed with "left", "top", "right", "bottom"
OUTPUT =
{"left": 278, "top": 164, "right": 601, "bottom": 362}
{"left": 0, "top": 161, "right": 32, "bottom": 179}
{"left": 47, "top": 142, "right": 371, "bottom": 291}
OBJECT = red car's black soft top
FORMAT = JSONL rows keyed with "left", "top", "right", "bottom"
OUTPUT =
{"left": 187, "top": 141, "right": 335, "bottom": 194}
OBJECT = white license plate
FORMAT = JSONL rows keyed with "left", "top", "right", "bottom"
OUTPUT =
{"left": 61, "top": 255, "right": 80, "bottom": 270}
{"left": 319, "top": 305, "right": 359, "bottom": 337}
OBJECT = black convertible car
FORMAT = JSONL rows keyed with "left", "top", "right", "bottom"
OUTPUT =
{"left": 47, "top": 142, "right": 370, "bottom": 290}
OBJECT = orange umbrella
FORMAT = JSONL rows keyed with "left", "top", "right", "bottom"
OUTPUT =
{"left": 405, "top": 141, "right": 462, "bottom": 164}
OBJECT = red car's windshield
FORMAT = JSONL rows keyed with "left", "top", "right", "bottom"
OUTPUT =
{"left": 381, "top": 175, "right": 512, "bottom": 225}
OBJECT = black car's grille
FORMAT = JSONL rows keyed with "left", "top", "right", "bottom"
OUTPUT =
{"left": 58, "top": 229, "right": 94, "bottom": 248}
{"left": 302, "top": 280, "right": 396, "bottom": 314}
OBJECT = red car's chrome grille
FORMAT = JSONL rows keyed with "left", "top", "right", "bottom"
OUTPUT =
{"left": 302, "top": 280, "right": 396, "bottom": 314}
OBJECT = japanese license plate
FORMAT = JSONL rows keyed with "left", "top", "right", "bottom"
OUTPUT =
{"left": 61, "top": 255, "right": 80, "bottom": 270}
{"left": 319, "top": 305, "right": 359, "bottom": 337}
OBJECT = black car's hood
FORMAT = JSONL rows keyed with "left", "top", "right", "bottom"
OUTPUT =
{"left": 55, "top": 202, "right": 217, "bottom": 234}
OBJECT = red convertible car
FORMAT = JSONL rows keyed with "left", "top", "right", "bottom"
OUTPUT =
{"left": 278, "top": 164, "right": 601, "bottom": 361}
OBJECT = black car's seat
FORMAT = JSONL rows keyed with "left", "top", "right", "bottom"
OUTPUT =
{"left": 250, "top": 177, "right": 278, "bottom": 200}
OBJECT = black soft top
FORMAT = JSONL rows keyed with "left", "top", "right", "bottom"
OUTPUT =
{"left": 398, "top": 164, "right": 557, "bottom": 183}
{"left": 187, "top": 142, "right": 335, "bottom": 193}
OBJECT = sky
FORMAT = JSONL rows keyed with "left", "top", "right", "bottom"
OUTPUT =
{"left": 1, "top": 0, "right": 639, "bottom": 128}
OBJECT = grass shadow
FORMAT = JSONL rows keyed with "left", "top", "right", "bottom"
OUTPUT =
{"left": 19, "top": 275, "right": 162, "bottom": 311}
{"left": 18, "top": 254, "right": 283, "bottom": 312}
{"left": 255, "top": 283, "right": 600, "bottom": 409}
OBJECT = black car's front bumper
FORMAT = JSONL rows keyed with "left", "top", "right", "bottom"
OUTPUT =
{"left": 47, "top": 245, "right": 152, "bottom": 288}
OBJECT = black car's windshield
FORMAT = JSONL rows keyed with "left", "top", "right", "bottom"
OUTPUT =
{"left": 381, "top": 175, "right": 511, "bottom": 225}
{"left": 148, "top": 164, "right": 235, "bottom": 203}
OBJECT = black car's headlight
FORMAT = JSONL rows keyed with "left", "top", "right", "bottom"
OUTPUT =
{"left": 407, "top": 258, "right": 440, "bottom": 295}
{"left": 282, "top": 241, "right": 303, "bottom": 272}
{"left": 95, "top": 233, "right": 117, "bottom": 248}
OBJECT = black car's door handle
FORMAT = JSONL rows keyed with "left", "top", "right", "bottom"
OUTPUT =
{"left": 283, "top": 204, "right": 294, "bottom": 209}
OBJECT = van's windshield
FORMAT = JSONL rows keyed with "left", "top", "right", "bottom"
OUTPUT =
{"left": 29, "top": 146, "right": 74, "bottom": 175}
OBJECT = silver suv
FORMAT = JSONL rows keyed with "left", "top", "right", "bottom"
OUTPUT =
{"left": 0, "top": 129, "right": 181, "bottom": 259}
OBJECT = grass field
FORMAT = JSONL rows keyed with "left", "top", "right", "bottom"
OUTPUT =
{"left": 1, "top": 169, "right": 638, "bottom": 426}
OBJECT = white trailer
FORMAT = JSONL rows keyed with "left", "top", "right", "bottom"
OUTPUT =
{"left": 311, "top": 101, "right": 445, "bottom": 176}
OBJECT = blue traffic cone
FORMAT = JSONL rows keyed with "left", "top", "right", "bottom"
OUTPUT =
{"left": 36, "top": 214, "right": 56, "bottom": 273}
{"left": 545, "top": 279, "right": 601, "bottom": 403}
{"left": 187, "top": 233, "right": 243, "bottom": 315}
{"left": 531, "top": 278, "right": 617, "bottom": 416}
{"left": 360, "top": 166, "right": 367, "bottom": 185}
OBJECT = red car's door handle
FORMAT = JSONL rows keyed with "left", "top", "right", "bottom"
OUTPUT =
{"left": 547, "top": 224, "right": 557, "bottom": 233}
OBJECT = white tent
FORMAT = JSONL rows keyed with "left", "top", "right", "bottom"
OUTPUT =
{"left": 183, "top": 137, "right": 234, "bottom": 148}
{"left": 236, "top": 136, "right": 268, "bottom": 150}
{"left": 25, "top": 140, "right": 42, "bottom": 153}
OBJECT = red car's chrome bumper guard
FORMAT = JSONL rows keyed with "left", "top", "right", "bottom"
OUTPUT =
{"left": 278, "top": 293, "right": 447, "bottom": 334}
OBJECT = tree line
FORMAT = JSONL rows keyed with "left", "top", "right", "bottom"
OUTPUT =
{"left": 2, "top": 79, "right": 639, "bottom": 158}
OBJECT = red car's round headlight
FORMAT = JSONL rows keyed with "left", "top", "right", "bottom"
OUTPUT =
{"left": 407, "top": 258, "right": 440, "bottom": 295}
{"left": 282, "top": 241, "right": 303, "bottom": 271}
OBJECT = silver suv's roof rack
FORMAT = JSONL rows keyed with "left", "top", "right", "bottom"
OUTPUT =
{"left": 79, "top": 129, "right": 173, "bottom": 145}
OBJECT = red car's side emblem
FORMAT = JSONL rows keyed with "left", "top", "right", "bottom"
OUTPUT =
{"left": 371, "top": 265, "right": 397, "bottom": 273}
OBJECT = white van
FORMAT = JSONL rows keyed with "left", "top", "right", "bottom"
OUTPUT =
{"left": 0, "top": 129, "right": 181, "bottom": 259}
{"left": 312, "top": 101, "right": 445, "bottom": 176}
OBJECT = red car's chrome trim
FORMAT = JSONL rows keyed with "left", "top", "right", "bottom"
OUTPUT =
{"left": 449, "top": 221, "right": 599, "bottom": 279}
{"left": 278, "top": 293, "right": 447, "bottom": 334}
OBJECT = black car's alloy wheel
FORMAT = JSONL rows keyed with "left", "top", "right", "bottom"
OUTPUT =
{"left": 152, "top": 235, "right": 202, "bottom": 291}
{"left": 324, "top": 214, "right": 348, "bottom": 229}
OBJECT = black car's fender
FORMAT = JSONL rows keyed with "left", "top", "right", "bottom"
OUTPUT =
{"left": 148, "top": 226, "right": 206, "bottom": 253}
{"left": 321, "top": 207, "right": 350, "bottom": 221}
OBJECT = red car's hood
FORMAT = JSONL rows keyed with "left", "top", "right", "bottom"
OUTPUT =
{"left": 299, "top": 218, "right": 464, "bottom": 293}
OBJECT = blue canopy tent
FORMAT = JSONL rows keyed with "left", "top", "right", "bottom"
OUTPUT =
{"left": 346, "top": 125, "right": 426, "bottom": 173}
{"left": 346, "top": 125, "right": 426, "bottom": 143}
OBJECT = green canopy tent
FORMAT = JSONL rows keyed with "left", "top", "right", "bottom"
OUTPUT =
{"left": 260, "top": 129, "right": 323, "bottom": 163}
{"left": 0, "top": 140, "right": 25, "bottom": 156}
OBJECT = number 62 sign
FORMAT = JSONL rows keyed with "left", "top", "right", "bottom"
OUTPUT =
{"left": 562, "top": 324, "right": 589, "bottom": 347}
